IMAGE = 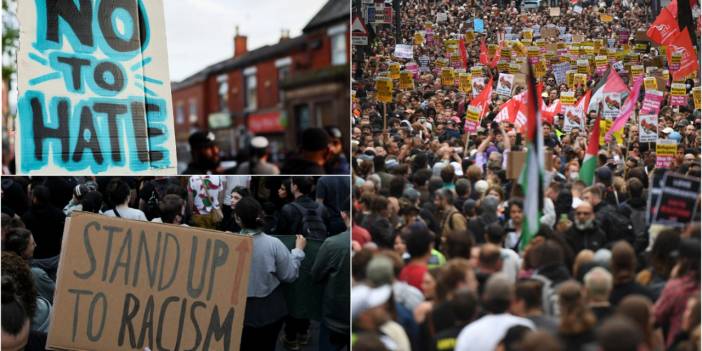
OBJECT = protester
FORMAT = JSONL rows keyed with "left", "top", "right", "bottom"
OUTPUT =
{"left": 351, "top": 0, "right": 700, "bottom": 349}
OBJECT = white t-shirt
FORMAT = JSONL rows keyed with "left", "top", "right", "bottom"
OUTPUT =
{"left": 454, "top": 313, "right": 534, "bottom": 351}
{"left": 188, "top": 176, "right": 223, "bottom": 215}
{"left": 500, "top": 248, "right": 521, "bottom": 282}
{"left": 103, "top": 205, "right": 147, "bottom": 221}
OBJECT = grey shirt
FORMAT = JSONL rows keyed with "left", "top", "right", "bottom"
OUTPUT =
{"left": 246, "top": 231, "right": 305, "bottom": 298}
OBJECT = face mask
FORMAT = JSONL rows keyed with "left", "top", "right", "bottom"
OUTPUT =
{"left": 569, "top": 172, "right": 579, "bottom": 180}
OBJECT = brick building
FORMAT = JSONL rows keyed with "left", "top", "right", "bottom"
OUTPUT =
{"left": 171, "top": 0, "right": 349, "bottom": 168}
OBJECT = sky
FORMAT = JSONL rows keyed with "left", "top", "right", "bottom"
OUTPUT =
{"left": 164, "top": 0, "right": 328, "bottom": 82}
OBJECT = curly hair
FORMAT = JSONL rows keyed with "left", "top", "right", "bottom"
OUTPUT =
{"left": 1, "top": 252, "right": 37, "bottom": 319}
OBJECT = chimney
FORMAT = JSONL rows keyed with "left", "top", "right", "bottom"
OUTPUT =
{"left": 279, "top": 29, "right": 290, "bottom": 42}
{"left": 234, "top": 26, "right": 247, "bottom": 58}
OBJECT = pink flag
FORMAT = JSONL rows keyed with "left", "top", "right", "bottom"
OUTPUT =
{"left": 605, "top": 78, "right": 643, "bottom": 142}
{"left": 603, "top": 70, "right": 629, "bottom": 94}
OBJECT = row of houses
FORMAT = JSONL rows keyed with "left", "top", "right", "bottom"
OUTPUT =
{"left": 171, "top": 0, "right": 350, "bottom": 166}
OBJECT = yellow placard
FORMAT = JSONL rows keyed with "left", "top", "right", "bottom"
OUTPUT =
{"left": 399, "top": 70, "right": 414, "bottom": 90}
{"left": 566, "top": 70, "right": 576, "bottom": 88}
{"left": 577, "top": 60, "right": 590, "bottom": 75}
{"left": 644, "top": 77, "right": 658, "bottom": 91}
{"left": 522, "top": 29, "right": 533, "bottom": 41}
{"left": 509, "top": 63, "right": 521, "bottom": 74}
{"left": 671, "top": 82, "right": 687, "bottom": 97}
{"left": 375, "top": 77, "right": 393, "bottom": 103}
{"left": 630, "top": 65, "right": 644, "bottom": 79}
{"left": 656, "top": 142, "right": 677, "bottom": 157}
{"left": 527, "top": 46, "right": 540, "bottom": 58}
{"left": 574, "top": 73, "right": 588, "bottom": 87}
{"left": 600, "top": 14, "right": 613, "bottom": 22}
{"left": 560, "top": 91, "right": 576, "bottom": 105}
{"left": 389, "top": 62, "right": 401, "bottom": 80}
{"left": 534, "top": 60, "right": 547, "bottom": 78}
{"left": 693, "top": 87, "right": 701, "bottom": 110}
{"left": 441, "top": 67, "right": 455, "bottom": 86}
{"left": 599, "top": 119, "right": 624, "bottom": 145}
{"left": 501, "top": 47, "right": 511, "bottom": 60}
{"left": 414, "top": 32, "right": 424, "bottom": 45}
{"left": 498, "top": 62, "right": 510, "bottom": 73}
{"left": 471, "top": 66, "right": 483, "bottom": 77}
{"left": 466, "top": 105, "right": 481, "bottom": 122}
{"left": 465, "top": 30, "right": 475, "bottom": 43}
{"left": 435, "top": 58, "right": 447, "bottom": 69}
{"left": 459, "top": 72, "right": 472, "bottom": 93}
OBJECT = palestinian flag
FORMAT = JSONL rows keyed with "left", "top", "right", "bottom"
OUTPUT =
{"left": 518, "top": 65, "right": 545, "bottom": 252}
{"left": 579, "top": 113, "right": 602, "bottom": 186}
{"left": 587, "top": 66, "right": 629, "bottom": 114}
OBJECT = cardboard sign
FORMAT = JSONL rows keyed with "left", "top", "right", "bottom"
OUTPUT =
{"left": 47, "top": 212, "right": 252, "bottom": 351}
{"left": 549, "top": 7, "right": 561, "bottom": 16}
{"left": 17, "top": 0, "right": 177, "bottom": 175}
{"left": 541, "top": 26, "right": 560, "bottom": 40}
{"left": 670, "top": 83, "right": 687, "bottom": 106}
{"left": 375, "top": 77, "right": 393, "bottom": 103}
{"left": 552, "top": 62, "right": 570, "bottom": 85}
{"left": 465, "top": 30, "right": 475, "bottom": 43}
{"left": 655, "top": 140, "right": 677, "bottom": 168}
{"left": 496, "top": 73, "right": 514, "bottom": 97}
{"left": 507, "top": 151, "right": 553, "bottom": 179}
{"left": 694, "top": 87, "right": 701, "bottom": 110}
{"left": 652, "top": 172, "right": 701, "bottom": 227}
{"left": 393, "top": 44, "right": 414, "bottom": 59}
{"left": 399, "top": 70, "right": 414, "bottom": 90}
{"left": 638, "top": 113, "right": 658, "bottom": 143}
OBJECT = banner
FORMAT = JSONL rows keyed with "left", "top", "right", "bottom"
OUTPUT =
{"left": 602, "top": 92, "right": 621, "bottom": 119}
{"left": 496, "top": 73, "right": 514, "bottom": 97}
{"left": 652, "top": 172, "right": 701, "bottom": 227}
{"left": 16, "top": 0, "right": 177, "bottom": 175}
{"left": 47, "top": 212, "right": 252, "bottom": 351}
{"left": 655, "top": 140, "right": 677, "bottom": 168}
{"left": 639, "top": 114, "right": 658, "bottom": 143}
{"left": 393, "top": 44, "right": 414, "bottom": 59}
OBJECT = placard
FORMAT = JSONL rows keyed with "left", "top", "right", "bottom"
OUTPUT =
{"left": 670, "top": 83, "right": 687, "bottom": 107}
{"left": 599, "top": 119, "right": 624, "bottom": 145}
{"left": 388, "top": 62, "right": 401, "bottom": 80}
{"left": 441, "top": 67, "right": 455, "bottom": 87}
{"left": 393, "top": 44, "right": 414, "bottom": 59}
{"left": 639, "top": 114, "right": 658, "bottom": 143}
{"left": 602, "top": 92, "right": 621, "bottom": 119}
{"left": 399, "top": 70, "right": 414, "bottom": 90}
{"left": 563, "top": 93, "right": 585, "bottom": 132}
{"left": 459, "top": 73, "right": 472, "bottom": 93}
{"left": 47, "top": 212, "right": 252, "bottom": 351}
{"left": 471, "top": 77, "right": 486, "bottom": 98}
{"left": 17, "top": 0, "right": 177, "bottom": 175}
{"left": 464, "top": 105, "right": 481, "bottom": 133}
{"left": 375, "top": 77, "right": 393, "bottom": 103}
{"left": 641, "top": 90, "right": 664, "bottom": 114}
{"left": 644, "top": 77, "right": 658, "bottom": 91}
{"left": 655, "top": 140, "right": 677, "bottom": 168}
{"left": 549, "top": 7, "right": 561, "bottom": 16}
{"left": 560, "top": 91, "right": 576, "bottom": 105}
{"left": 552, "top": 62, "right": 570, "bottom": 85}
{"left": 694, "top": 87, "right": 701, "bottom": 110}
{"left": 652, "top": 172, "right": 700, "bottom": 227}
{"left": 496, "top": 73, "right": 514, "bottom": 97}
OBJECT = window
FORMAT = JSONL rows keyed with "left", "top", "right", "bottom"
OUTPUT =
{"left": 176, "top": 102, "right": 185, "bottom": 125}
{"left": 294, "top": 104, "right": 310, "bottom": 131}
{"left": 217, "top": 74, "right": 228, "bottom": 112}
{"left": 328, "top": 23, "right": 347, "bottom": 65}
{"left": 188, "top": 99, "right": 197, "bottom": 120}
{"left": 244, "top": 67, "right": 257, "bottom": 111}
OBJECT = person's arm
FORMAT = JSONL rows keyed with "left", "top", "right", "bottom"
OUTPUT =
{"left": 274, "top": 235, "right": 307, "bottom": 283}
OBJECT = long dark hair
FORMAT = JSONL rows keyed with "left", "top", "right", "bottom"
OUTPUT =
{"left": 233, "top": 197, "right": 265, "bottom": 230}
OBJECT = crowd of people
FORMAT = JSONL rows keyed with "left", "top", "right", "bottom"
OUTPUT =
{"left": 1, "top": 175, "right": 350, "bottom": 351}
{"left": 351, "top": 0, "right": 701, "bottom": 350}
{"left": 180, "top": 126, "right": 350, "bottom": 175}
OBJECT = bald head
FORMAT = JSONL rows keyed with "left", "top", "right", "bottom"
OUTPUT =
{"left": 584, "top": 266, "right": 613, "bottom": 302}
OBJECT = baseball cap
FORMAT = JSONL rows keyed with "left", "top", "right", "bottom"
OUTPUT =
{"left": 662, "top": 127, "right": 674, "bottom": 134}
{"left": 668, "top": 131, "right": 682, "bottom": 141}
{"left": 189, "top": 131, "right": 216, "bottom": 149}
{"left": 351, "top": 284, "right": 392, "bottom": 319}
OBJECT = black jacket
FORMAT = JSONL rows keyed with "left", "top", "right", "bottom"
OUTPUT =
{"left": 564, "top": 221, "right": 607, "bottom": 254}
{"left": 276, "top": 196, "right": 330, "bottom": 237}
{"left": 22, "top": 204, "right": 66, "bottom": 259}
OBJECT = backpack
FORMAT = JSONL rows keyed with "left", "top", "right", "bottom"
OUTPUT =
{"left": 607, "top": 209, "right": 636, "bottom": 247}
{"left": 290, "top": 202, "right": 328, "bottom": 240}
{"left": 620, "top": 203, "right": 649, "bottom": 252}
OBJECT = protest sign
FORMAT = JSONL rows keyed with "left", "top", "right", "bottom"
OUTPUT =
{"left": 459, "top": 73, "right": 472, "bottom": 93}
{"left": 655, "top": 140, "right": 677, "bottom": 168}
{"left": 549, "top": 7, "right": 561, "bottom": 16}
{"left": 600, "top": 14, "right": 613, "bottom": 22}
{"left": 670, "top": 83, "right": 687, "bottom": 106}
{"left": 562, "top": 92, "right": 585, "bottom": 132}
{"left": 470, "top": 66, "right": 483, "bottom": 77}
{"left": 694, "top": 87, "right": 701, "bottom": 110}
{"left": 573, "top": 5, "right": 583, "bottom": 14}
{"left": 641, "top": 90, "right": 664, "bottom": 114}
{"left": 464, "top": 105, "right": 481, "bottom": 133}
{"left": 566, "top": 70, "right": 576, "bottom": 88}
{"left": 595, "top": 56, "right": 608, "bottom": 74}
{"left": 419, "top": 55, "right": 431, "bottom": 72}
{"left": 388, "top": 62, "right": 401, "bottom": 80}
{"left": 496, "top": 73, "right": 514, "bottom": 97}
{"left": 441, "top": 68, "right": 455, "bottom": 87}
{"left": 474, "top": 18, "right": 485, "bottom": 33}
{"left": 399, "top": 71, "right": 414, "bottom": 90}
{"left": 630, "top": 65, "right": 644, "bottom": 81}
{"left": 552, "top": 62, "right": 570, "bottom": 85}
{"left": 644, "top": 76, "right": 658, "bottom": 91}
{"left": 413, "top": 32, "right": 424, "bottom": 46}
{"left": 47, "top": 212, "right": 252, "bottom": 351}
{"left": 393, "top": 44, "right": 414, "bottom": 59}
{"left": 573, "top": 73, "right": 588, "bottom": 88}
{"left": 534, "top": 60, "right": 547, "bottom": 79}
{"left": 16, "top": 0, "right": 177, "bottom": 175}
{"left": 599, "top": 119, "right": 623, "bottom": 145}
{"left": 647, "top": 170, "right": 666, "bottom": 224}
{"left": 436, "top": 12, "right": 448, "bottom": 23}
{"left": 602, "top": 92, "right": 621, "bottom": 119}
{"left": 560, "top": 91, "right": 576, "bottom": 105}
{"left": 471, "top": 77, "right": 486, "bottom": 98}
{"left": 375, "top": 77, "right": 393, "bottom": 103}
{"left": 652, "top": 172, "right": 701, "bottom": 227}
{"left": 639, "top": 114, "right": 658, "bottom": 143}
{"left": 541, "top": 26, "right": 560, "bottom": 40}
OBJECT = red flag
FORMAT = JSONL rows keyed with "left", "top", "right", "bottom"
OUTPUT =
{"left": 666, "top": 28, "right": 699, "bottom": 81}
{"left": 459, "top": 39, "right": 468, "bottom": 69}
{"left": 487, "top": 42, "right": 503, "bottom": 68}
{"left": 479, "top": 39, "right": 489, "bottom": 66}
{"left": 470, "top": 78, "right": 494, "bottom": 118}
{"left": 667, "top": 0, "right": 678, "bottom": 18}
{"left": 647, "top": 7, "right": 680, "bottom": 45}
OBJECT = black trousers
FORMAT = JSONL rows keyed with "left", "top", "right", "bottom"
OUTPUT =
{"left": 241, "top": 318, "right": 285, "bottom": 351}
{"left": 284, "top": 316, "right": 310, "bottom": 340}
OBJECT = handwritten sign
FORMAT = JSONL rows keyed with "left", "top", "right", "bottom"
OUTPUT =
{"left": 17, "top": 0, "right": 177, "bottom": 175}
{"left": 47, "top": 212, "right": 252, "bottom": 351}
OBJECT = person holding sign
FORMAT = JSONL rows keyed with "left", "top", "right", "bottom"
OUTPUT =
{"left": 236, "top": 196, "right": 307, "bottom": 351}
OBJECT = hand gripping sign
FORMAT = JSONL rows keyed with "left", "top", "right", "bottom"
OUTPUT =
{"left": 17, "top": 0, "right": 177, "bottom": 175}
